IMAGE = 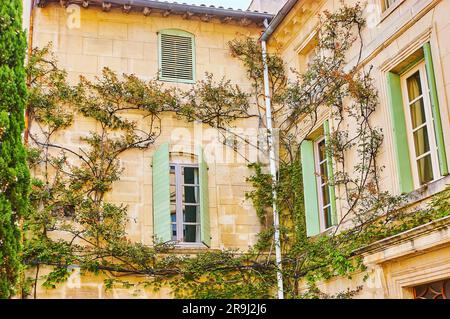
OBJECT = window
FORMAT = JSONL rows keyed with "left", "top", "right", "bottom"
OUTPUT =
{"left": 298, "top": 33, "right": 319, "bottom": 73}
{"left": 300, "top": 120, "right": 337, "bottom": 237}
{"left": 413, "top": 279, "right": 450, "bottom": 299}
{"left": 152, "top": 144, "right": 211, "bottom": 246}
{"left": 401, "top": 62, "right": 440, "bottom": 187}
{"left": 314, "top": 137, "right": 333, "bottom": 231}
{"left": 170, "top": 164, "right": 201, "bottom": 243}
{"left": 158, "top": 29, "right": 195, "bottom": 83}
{"left": 386, "top": 42, "right": 448, "bottom": 194}
{"left": 382, "top": 0, "right": 398, "bottom": 11}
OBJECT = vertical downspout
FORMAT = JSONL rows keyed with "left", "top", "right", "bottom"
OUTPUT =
{"left": 261, "top": 19, "right": 284, "bottom": 300}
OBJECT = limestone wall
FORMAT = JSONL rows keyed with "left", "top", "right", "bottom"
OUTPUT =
{"left": 30, "top": 4, "right": 264, "bottom": 253}
{"left": 268, "top": 0, "right": 450, "bottom": 298}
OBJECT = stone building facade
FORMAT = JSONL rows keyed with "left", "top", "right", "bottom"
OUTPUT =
{"left": 22, "top": 0, "right": 450, "bottom": 299}
{"left": 265, "top": 0, "right": 450, "bottom": 298}
{"left": 24, "top": 0, "right": 272, "bottom": 298}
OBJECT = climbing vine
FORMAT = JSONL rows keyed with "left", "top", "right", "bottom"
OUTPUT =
{"left": 22, "top": 2, "right": 450, "bottom": 299}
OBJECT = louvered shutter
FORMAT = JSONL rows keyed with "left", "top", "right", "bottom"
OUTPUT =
{"left": 152, "top": 143, "right": 171, "bottom": 243}
{"left": 159, "top": 30, "right": 195, "bottom": 83}
{"left": 198, "top": 146, "right": 211, "bottom": 247}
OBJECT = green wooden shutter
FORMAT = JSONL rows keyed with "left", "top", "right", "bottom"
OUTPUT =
{"left": 300, "top": 140, "right": 320, "bottom": 237}
{"left": 198, "top": 146, "right": 211, "bottom": 247}
{"left": 423, "top": 42, "right": 448, "bottom": 176}
{"left": 324, "top": 120, "right": 337, "bottom": 226}
{"left": 386, "top": 72, "right": 414, "bottom": 194}
{"left": 152, "top": 143, "right": 171, "bottom": 243}
{"left": 158, "top": 29, "right": 196, "bottom": 84}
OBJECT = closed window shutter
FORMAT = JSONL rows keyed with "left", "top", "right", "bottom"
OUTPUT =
{"left": 152, "top": 143, "right": 171, "bottom": 243}
{"left": 300, "top": 140, "right": 320, "bottom": 237}
{"left": 323, "top": 120, "right": 337, "bottom": 226}
{"left": 423, "top": 42, "right": 448, "bottom": 176}
{"left": 198, "top": 146, "right": 211, "bottom": 247}
{"left": 386, "top": 72, "right": 414, "bottom": 194}
{"left": 159, "top": 31, "right": 195, "bottom": 82}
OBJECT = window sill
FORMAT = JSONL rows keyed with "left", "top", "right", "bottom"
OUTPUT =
{"left": 158, "top": 76, "right": 195, "bottom": 85}
{"left": 171, "top": 242, "right": 211, "bottom": 253}
{"left": 404, "top": 174, "right": 450, "bottom": 207}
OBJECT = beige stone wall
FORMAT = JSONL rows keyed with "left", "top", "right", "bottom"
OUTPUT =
{"left": 270, "top": 0, "right": 450, "bottom": 219}
{"left": 268, "top": 0, "right": 450, "bottom": 298}
{"left": 29, "top": 4, "right": 266, "bottom": 298}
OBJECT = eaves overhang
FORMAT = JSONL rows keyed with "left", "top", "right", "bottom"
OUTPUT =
{"left": 260, "top": 0, "right": 298, "bottom": 41}
{"left": 36, "top": 0, "right": 275, "bottom": 27}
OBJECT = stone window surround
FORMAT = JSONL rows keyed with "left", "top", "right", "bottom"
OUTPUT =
{"left": 361, "top": 214, "right": 450, "bottom": 298}
{"left": 380, "top": 25, "right": 449, "bottom": 196}
{"left": 379, "top": 0, "right": 406, "bottom": 23}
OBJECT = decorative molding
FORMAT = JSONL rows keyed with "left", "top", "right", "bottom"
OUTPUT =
{"left": 101, "top": 2, "right": 111, "bottom": 12}
{"left": 359, "top": 215, "right": 450, "bottom": 263}
{"left": 351, "top": 0, "right": 442, "bottom": 70}
{"left": 122, "top": 3, "right": 131, "bottom": 14}
{"left": 142, "top": 7, "right": 151, "bottom": 16}
{"left": 379, "top": 27, "right": 432, "bottom": 73}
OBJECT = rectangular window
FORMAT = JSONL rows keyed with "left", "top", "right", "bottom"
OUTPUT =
{"left": 401, "top": 62, "right": 441, "bottom": 187}
{"left": 383, "top": 0, "right": 398, "bottom": 11}
{"left": 314, "top": 136, "right": 333, "bottom": 231}
{"left": 298, "top": 33, "right": 319, "bottom": 73}
{"left": 159, "top": 30, "right": 195, "bottom": 83}
{"left": 170, "top": 164, "right": 200, "bottom": 243}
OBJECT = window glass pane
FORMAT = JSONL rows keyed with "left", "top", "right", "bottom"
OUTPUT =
{"left": 184, "top": 186, "right": 199, "bottom": 204}
{"left": 183, "top": 225, "right": 198, "bottom": 243}
{"left": 318, "top": 140, "right": 326, "bottom": 162}
{"left": 171, "top": 205, "right": 177, "bottom": 240}
{"left": 170, "top": 184, "right": 177, "bottom": 203}
{"left": 406, "top": 71, "right": 422, "bottom": 102}
{"left": 413, "top": 127, "right": 430, "bottom": 157}
{"left": 170, "top": 203, "right": 177, "bottom": 216}
{"left": 183, "top": 205, "right": 198, "bottom": 223}
{"left": 172, "top": 223, "right": 177, "bottom": 240}
{"left": 323, "top": 206, "right": 332, "bottom": 229}
{"left": 183, "top": 167, "right": 198, "bottom": 185}
{"left": 320, "top": 162, "right": 328, "bottom": 182}
{"left": 417, "top": 154, "right": 434, "bottom": 185}
{"left": 385, "top": 0, "right": 397, "bottom": 9}
{"left": 170, "top": 166, "right": 176, "bottom": 186}
{"left": 409, "top": 98, "right": 426, "bottom": 129}
{"left": 322, "top": 185, "right": 330, "bottom": 206}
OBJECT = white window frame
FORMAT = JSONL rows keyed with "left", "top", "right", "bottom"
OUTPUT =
{"left": 170, "top": 163, "right": 201, "bottom": 244}
{"left": 400, "top": 61, "right": 440, "bottom": 189}
{"left": 314, "top": 136, "right": 333, "bottom": 233}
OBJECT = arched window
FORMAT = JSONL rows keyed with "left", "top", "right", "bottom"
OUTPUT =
{"left": 158, "top": 29, "right": 196, "bottom": 84}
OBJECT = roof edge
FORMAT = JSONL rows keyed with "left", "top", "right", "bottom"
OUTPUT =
{"left": 261, "top": 0, "right": 298, "bottom": 41}
{"left": 37, "top": 0, "right": 275, "bottom": 25}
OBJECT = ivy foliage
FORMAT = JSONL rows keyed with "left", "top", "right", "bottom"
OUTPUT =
{"left": 0, "top": 0, "right": 30, "bottom": 299}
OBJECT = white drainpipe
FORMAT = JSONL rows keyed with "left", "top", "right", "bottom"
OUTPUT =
{"left": 261, "top": 20, "right": 284, "bottom": 300}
